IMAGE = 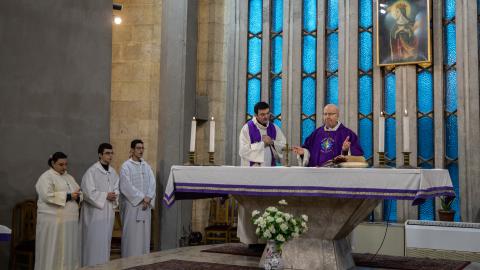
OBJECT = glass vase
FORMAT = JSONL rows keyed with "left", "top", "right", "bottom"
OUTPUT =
{"left": 263, "top": 240, "right": 284, "bottom": 270}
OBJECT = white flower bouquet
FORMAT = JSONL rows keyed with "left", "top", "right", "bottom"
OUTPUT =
{"left": 251, "top": 200, "right": 309, "bottom": 250}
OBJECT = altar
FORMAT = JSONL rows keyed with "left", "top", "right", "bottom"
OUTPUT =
{"left": 164, "top": 166, "right": 454, "bottom": 270}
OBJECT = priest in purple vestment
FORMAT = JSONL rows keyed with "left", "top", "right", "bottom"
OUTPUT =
{"left": 239, "top": 101, "right": 286, "bottom": 167}
{"left": 293, "top": 104, "right": 364, "bottom": 167}
{"left": 237, "top": 101, "right": 286, "bottom": 245}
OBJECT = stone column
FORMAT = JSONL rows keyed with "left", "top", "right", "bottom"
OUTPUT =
{"left": 338, "top": 0, "right": 358, "bottom": 130}
{"left": 158, "top": 0, "right": 198, "bottom": 249}
{"left": 456, "top": 0, "right": 480, "bottom": 222}
{"left": 395, "top": 65, "right": 418, "bottom": 221}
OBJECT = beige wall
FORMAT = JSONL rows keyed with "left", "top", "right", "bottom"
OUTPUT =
{"left": 110, "top": 0, "right": 229, "bottom": 238}
{"left": 110, "top": 0, "right": 162, "bottom": 172}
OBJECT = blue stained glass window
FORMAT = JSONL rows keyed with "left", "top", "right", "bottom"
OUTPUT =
{"left": 444, "top": 0, "right": 456, "bottom": 20}
{"left": 418, "top": 198, "right": 435, "bottom": 220}
{"left": 302, "top": 36, "right": 317, "bottom": 74}
{"left": 302, "top": 78, "right": 316, "bottom": 115}
{"left": 358, "top": 0, "right": 373, "bottom": 167}
{"left": 326, "top": 76, "right": 338, "bottom": 105}
{"left": 358, "top": 76, "right": 373, "bottom": 115}
{"left": 248, "top": 0, "right": 262, "bottom": 34}
{"left": 358, "top": 32, "right": 373, "bottom": 72}
{"left": 326, "top": 0, "right": 338, "bottom": 30}
{"left": 302, "top": 119, "right": 316, "bottom": 144}
{"left": 272, "top": 77, "right": 282, "bottom": 126}
{"left": 248, "top": 38, "right": 262, "bottom": 75}
{"left": 303, "top": 0, "right": 317, "bottom": 32}
{"left": 247, "top": 79, "right": 261, "bottom": 116}
{"left": 359, "top": 0, "right": 372, "bottom": 29}
{"left": 385, "top": 118, "right": 396, "bottom": 160}
{"left": 443, "top": 0, "right": 459, "bottom": 221}
{"left": 417, "top": 71, "right": 433, "bottom": 113}
{"left": 445, "top": 115, "right": 458, "bottom": 159}
{"left": 417, "top": 67, "right": 434, "bottom": 220}
{"left": 271, "top": 0, "right": 283, "bottom": 126}
{"left": 272, "top": 36, "right": 283, "bottom": 74}
{"left": 302, "top": 0, "right": 317, "bottom": 144}
{"left": 359, "top": 119, "right": 373, "bottom": 159}
{"left": 417, "top": 117, "right": 434, "bottom": 160}
{"left": 326, "top": 33, "right": 339, "bottom": 72}
{"left": 272, "top": 0, "right": 283, "bottom": 32}
{"left": 384, "top": 74, "right": 396, "bottom": 114}
{"left": 445, "top": 70, "right": 457, "bottom": 112}
{"left": 444, "top": 24, "right": 457, "bottom": 66}
{"left": 447, "top": 163, "right": 460, "bottom": 221}
{"left": 383, "top": 200, "right": 397, "bottom": 222}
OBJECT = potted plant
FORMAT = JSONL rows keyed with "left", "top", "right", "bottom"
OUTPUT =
{"left": 438, "top": 196, "right": 455, "bottom": 221}
{"left": 251, "top": 200, "right": 309, "bottom": 270}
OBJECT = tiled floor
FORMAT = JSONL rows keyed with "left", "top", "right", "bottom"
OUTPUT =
{"left": 80, "top": 244, "right": 480, "bottom": 270}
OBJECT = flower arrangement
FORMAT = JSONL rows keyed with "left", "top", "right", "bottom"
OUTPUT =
{"left": 251, "top": 199, "right": 309, "bottom": 250}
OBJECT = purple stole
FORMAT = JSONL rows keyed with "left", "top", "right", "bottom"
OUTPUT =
{"left": 247, "top": 120, "right": 277, "bottom": 166}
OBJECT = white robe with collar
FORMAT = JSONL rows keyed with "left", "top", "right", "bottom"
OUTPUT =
{"left": 119, "top": 158, "right": 156, "bottom": 258}
{"left": 35, "top": 169, "right": 82, "bottom": 270}
{"left": 80, "top": 162, "right": 119, "bottom": 267}
{"left": 239, "top": 117, "right": 286, "bottom": 167}
{"left": 237, "top": 118, "right": 287, "bottom": 244}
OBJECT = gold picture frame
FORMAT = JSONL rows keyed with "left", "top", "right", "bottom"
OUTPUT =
{"left": 376, "top": 0, "right": 431, "bottom": 66}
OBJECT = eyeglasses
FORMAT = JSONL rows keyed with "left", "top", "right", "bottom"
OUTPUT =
{"left": 103, "top": 151, "right": 114, "bottom": 155}
{"left": 257, "top": 112, "right": 271, "bottom": 117}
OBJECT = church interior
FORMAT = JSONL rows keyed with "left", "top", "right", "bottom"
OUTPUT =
{"left": 1, "top": 0, "right": 480, "bottom": 269}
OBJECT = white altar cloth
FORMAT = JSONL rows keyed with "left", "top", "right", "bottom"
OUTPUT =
{"left": 164, "top": 166, "right": 454, "bottom": 206}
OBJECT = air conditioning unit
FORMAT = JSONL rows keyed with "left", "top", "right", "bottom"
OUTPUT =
{"left": 405, "top": 220, "right": 480, "bottom": 262}
{"left": 351, "top": 222, "right": 405, "bottom": 257}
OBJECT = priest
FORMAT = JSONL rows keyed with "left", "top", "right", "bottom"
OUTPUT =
{"left": 239, "top": 101, "right": 286, "bottom": 166}
{"left": 80, "top": 143, "right": 119, "bottom": 267}
{"left": 238, "top": 101, "right": 286, "bottom": 244}
{"left": 293, "top": 104, "right": 363, "bottom": 166}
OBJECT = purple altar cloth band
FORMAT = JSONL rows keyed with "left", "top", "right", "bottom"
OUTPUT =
{"left": 163, "top": 183, "right": 455, "bottom": 207}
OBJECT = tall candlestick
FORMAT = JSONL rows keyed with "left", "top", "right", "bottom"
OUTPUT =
{"left": 189, "top": 117, "right": 196, "bottom": 152}
{"left": 379, "top": 111, "right": 385, "bottom": 152}
{"left": 403, "top": 109, "right": 410, "bottom": 152}
{"left": 209, "top": 116, "right": 215, "bottom": 152}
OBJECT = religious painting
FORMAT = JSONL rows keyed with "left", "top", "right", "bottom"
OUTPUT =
{"left": 376, "top": 0, "right": 431, "bottom": 66}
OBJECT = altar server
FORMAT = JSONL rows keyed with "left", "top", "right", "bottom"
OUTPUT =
{"left": 35, "top": 152, "right": 82, "bottom": 270}
{"left": 119, "top": 139, "right": 156, "bottom": 257}
{"left": 81, "top": 143, "right": 119, "bottom": 266}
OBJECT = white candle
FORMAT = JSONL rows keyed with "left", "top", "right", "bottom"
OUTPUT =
{"left": 209, "top": 116, "right": 215, "bottom": 152}
{"left": 189, "top": 117, "right": 196, "bottom": 152}
{"left": 403, "top": 109, "right": 410, "bottom": 152}
{"left": 379, "top": 112, "right": 385, "bottom": 152}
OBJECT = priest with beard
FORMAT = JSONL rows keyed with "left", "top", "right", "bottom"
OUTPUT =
{"left": 238, "top": 101, "right": 286, "bottom": 245}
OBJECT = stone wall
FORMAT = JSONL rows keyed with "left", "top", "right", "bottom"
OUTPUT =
{"left": 110, "top": 0, "right": 162, "bottom": 172}
{"left": 0, "top": 0, "right": 112, "bottom": 265}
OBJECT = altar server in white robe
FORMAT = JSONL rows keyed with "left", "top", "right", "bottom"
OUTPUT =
{"left": 35, "top": 152, "right": 82, "bottom": 270}
{"left": 80, "top": 143, "right": 119, "bottom": 266}
{"left": 238, "top": 102, "right": 286, "bottom": 244}
{"left": 119, "top": 139, "right": 156, "bottom": 257}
